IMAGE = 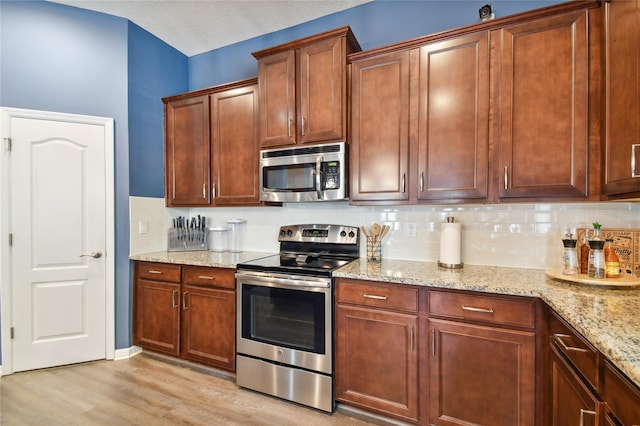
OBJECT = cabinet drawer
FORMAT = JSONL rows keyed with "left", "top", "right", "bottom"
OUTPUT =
{"left": 182, "top": 265, "right": 235, "bottom": 289}
{"left": 336, "top": 279, "right": 418, "bottom": 312}
{"left": 137, "top": 261, "right": 181, "bottom": 283}
{"left": 549, "top": 311, "right": 599, "bottom": 391}
{"left": 603, "top": 360, "right": 640, "bottom": 426}
{"left": 428, "top": 290, "right": 535, "bottom": 329}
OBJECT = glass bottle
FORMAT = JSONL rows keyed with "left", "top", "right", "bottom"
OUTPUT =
{"left": 588, "top": 239, "right": 605, "bottom": 279}
{"left": 562, "top": 238, "right": 579, "bottom": 275}
{"left": 579, "top": 230, "right": 590, "bottom": 274}
{"left": 604, "top": 238, "right": 621, "bottom": 278}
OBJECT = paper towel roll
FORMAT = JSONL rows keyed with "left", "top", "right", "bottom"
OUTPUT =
{"left": 439, "top": 222, "right": 462, "bottom": 268}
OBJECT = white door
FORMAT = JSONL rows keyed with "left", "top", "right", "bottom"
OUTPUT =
{"left": 1, "top": 109, "right": 114, "bottom": 372}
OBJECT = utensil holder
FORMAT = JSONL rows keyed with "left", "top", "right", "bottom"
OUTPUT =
{"left": 167, "top": 228, "right": 208, "bottom": 252}
{"left": 366, "top": 237, "right": 382, "bottom": 261}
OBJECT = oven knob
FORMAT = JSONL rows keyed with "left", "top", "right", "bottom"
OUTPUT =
{"left": 279, "top": 229, "right": 286, "bottom": 237}
{"left": 287, "top": 229, "right": 293, "bottom": 237}
{"left": 340, "top": 230, "right": 347, "bottom": 237}
{"left": 348, "top": 231, "right": 355, "bottom": 238}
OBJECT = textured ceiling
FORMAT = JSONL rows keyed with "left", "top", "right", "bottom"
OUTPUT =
{"left": 47, "top": 0, "right": 371, "bottom": 56}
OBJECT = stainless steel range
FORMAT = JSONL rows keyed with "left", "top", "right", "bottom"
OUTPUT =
{"left": 235, "top": 224, "right": 359, "bottom": 412}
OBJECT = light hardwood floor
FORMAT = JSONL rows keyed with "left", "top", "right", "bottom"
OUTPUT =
{"left": 0, "top": 354, "right": 394, "bottom": 426}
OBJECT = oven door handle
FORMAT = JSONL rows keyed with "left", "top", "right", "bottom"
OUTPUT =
{"left": 315, "top": 156, "right": 323, "bottom": 200}
{"left": 236, "top": 272, "right": 331, "bottom": 289}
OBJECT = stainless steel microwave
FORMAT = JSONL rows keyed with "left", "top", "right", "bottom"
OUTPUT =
{"left": 259, "top": 142, "right": 347, "bottom": 203}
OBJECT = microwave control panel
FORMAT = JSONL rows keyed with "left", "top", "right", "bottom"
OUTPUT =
{"left": 323, "top": 161, "right": 340, "bottom": 190}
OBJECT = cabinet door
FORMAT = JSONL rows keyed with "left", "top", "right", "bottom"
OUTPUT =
{"left": 429, "top": 318, "right": 535, "bottom": 426}
{"left": 494, "top": 10, "right": 589, "bottom": 199}
{"left": 335, "top": 305, "right": 418, "bottom": 422}
{"left": 550, "top": 346, "right": 604, "bottom": 426}
{"left": 350, "top": 50, "right": 412, "bottom": 202}
{"left": 211, "top": 82, "right": 261, "bottom": 206}
{"left": 257, "top": 50, "right": 296, "bottom": 148}
{"left": 418, "top": 31, "right": 489, "bottom": 201}
{"left": 602, "top": 0, "right": 640, "bottom": 196}
{"left": 181, "top": 284, "right": 235, "bottom": 371}
{"left": 165, "top": 95, "right": 211, "bottom": 206}
{"left": 298, "top": 36, "right": 345, "bottom": 144}
{"left": 134, "top": 279, "right": 181, "bottom": 356}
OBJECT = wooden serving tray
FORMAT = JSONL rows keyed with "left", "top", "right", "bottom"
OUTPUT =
{"left": 545, "top": 268, "right": 640, "bottom": 288}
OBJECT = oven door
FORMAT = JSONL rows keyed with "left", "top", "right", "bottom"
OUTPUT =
{"left": 235, "top": 271, "right": 332, "bottom": 374}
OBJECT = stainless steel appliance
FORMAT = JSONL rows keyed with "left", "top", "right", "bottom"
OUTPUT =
{"left": 235, "top": 224, "right": 359, "bottom": 412}
{"left": 259, "top": 142, "right": 348, "bottom": 203}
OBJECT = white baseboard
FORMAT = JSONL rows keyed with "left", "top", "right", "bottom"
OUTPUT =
{"left": 113, "top": 345, "right": 142, "bottom": 361}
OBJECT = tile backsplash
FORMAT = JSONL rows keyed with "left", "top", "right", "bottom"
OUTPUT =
{"left": 130, "top": 196, "right": 640, "bottom": 270}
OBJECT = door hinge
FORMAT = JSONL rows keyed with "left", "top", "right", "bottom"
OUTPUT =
{"left": 8, "top": 233, "right": 13, "bottom": 246}
{"left": 4, "top": 137, "right": 11, "bottom": 151}
{"left": 10, "top": 327, "right": 14, "bottom": 339}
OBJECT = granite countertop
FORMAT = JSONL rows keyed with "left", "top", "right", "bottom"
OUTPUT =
{"left": 130, "top": 250, "right": 276, "bottom": 268}
{"left": 334, "top": 258, "right": 640, "bottom": 389}
{"left": 130, "top": 251, "right": 640, "bottom": 389}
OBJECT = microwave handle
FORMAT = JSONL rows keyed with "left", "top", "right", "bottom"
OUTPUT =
{"left": 315, "top": 157, "right": 323, "bottom": 200}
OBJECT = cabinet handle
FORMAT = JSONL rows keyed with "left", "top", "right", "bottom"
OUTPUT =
{"left": 579, "top": 409, "right": 596, "bottom": 426}
{"left": 410, "top": 325, "right": 415, "bottom": 351}
{"left": 288, "top": 118, "right": 293, "bottom": 137}
{"left": 211, "top": 183, "right": 216, "bottom": 198}
{"left": 632, "top": 144, "right": 640, "bottom": 178}
{"left": 363, "top": 293, "right": 387, "bottom": 300}
{"left": 401, "top": 173, "right": 406, "bottom": 193}
{"left": 432, "top": 329, "right": 436, "bottom": 356}
{"left": 148, "top": 270, "right": 162, "bottom": 275}
{"left": 504, "top": 166, "right": 509, "bottom": 189}
{"left": 462, "top": 305, "right": 494, "bottom": 314}
{"left": 172, "top": 290, "right": 178, "bottom": 308}
{"left": 182, "top": 292, "right": 188, "bottom": 310}
{"left": 301, "top": 116, "right": 306, "bottom": 136}
{"left": 419, "top": 172, "right": 425, "bottom": 192}
{"left": 202, "top": 183, "right": 206, "bottom": 199}
{"left": 198, "top": 275, "right": 215, "bottom": 280}
{"left": 553, "top": 333, "right": 589, "bottom": 353}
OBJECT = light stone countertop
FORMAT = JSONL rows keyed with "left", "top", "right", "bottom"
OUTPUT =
{"left": 130, "top": 250, "right": 276, "bottom": 268}
{"left": 334, "top": 258, "right": 640, "bottom": 389}
{"left": 129, "top": 251, "right": 640, "bottom": 389}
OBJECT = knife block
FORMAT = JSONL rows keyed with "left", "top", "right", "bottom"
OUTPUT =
{"left": 167, "top": 228, "right": 208, "bottom": 252}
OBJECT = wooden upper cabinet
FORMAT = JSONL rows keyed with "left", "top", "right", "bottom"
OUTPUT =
{"left": 256, "top": 50, "right": 296, "bottom": 147}
{"left": 417, "top": 31, "right": 490, "bottom": 201}
{"left": 211, "top": 81, "right": 261, "bottom": 206}
{"left": 602, "top": 0, "right": 640, "bottom": 197}
{"left": 163, "top": 78, "right": 260, "bottom": 207}
{"left": 493, "top": 9, "right": 591, "bottom": 200}
{"left": 349, "top": 50, "right": 413, "bottom": 202}
{"left": 253, "top": 26, "right": 361, "bottom": 148}
{"left": 165, "top": 95, "right": 211, "bottom": 207}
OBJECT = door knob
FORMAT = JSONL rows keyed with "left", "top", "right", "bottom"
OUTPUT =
{"left": 79, "top": 251, "right": 103, "bottom": 259}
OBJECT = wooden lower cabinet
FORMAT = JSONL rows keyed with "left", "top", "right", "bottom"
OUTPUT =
{"left": 335, "top": 279, "right": 419, "bottom": 423}
{"left": 134, "top": 278, "right": 181, "bottom": 356}
{"left": 550, "top": 346, "right": 604, "bottom": 425}
{"left": 133, "top": 261, "right": 236, "bottom": 371}
{"left": 428, "top": 318, "right": 536, "bottom": 426}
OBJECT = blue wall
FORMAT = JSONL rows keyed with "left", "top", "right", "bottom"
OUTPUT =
{"left": 0, "top": 0, "right": 562, "bottom": 362}
{"left": 0, "top": 0, "right": 187, "bottom": 357}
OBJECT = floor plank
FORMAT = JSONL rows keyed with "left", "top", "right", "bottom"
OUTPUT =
{"left": 0, "top": 354, "right": 393, "bottom": 425}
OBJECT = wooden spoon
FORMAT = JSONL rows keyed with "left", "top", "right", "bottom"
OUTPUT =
{"left": 371, "top": 223, "right": 382, "bottom": 240}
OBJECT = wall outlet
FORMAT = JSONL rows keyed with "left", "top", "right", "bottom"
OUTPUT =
{"left": 406, "top": 222, "right": 417, "bottom": 238}
{"left": 138, "top": 220, "right": 149, "bottom": 234}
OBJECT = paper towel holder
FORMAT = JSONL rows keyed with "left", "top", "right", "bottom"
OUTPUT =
{"left": 438, "top": 216, "right": 464, "bottom": 269}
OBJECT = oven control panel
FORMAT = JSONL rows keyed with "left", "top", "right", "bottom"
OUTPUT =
{"left": 278, "top": 224, "right": 359, "bottom": 245}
